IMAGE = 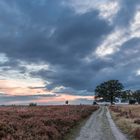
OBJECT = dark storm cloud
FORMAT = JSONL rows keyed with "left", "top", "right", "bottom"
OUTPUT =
{"left": 0, "top": 9, "right": 112, "bottom": 66}
{"left": 0, "top": 0, "right": 113, "bottom": 91}
{"left": 31, "top": 58, "right": 115, "bottom": 92}
{"left": 0, "top": 0, "right": 140, "bottom": 97}
{"left": 112, "top": 38, "right": 140, "bottom": 88}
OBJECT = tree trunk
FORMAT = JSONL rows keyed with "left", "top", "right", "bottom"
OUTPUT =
{"left": 110, "top": 96, "right": 113, "bottom": 104}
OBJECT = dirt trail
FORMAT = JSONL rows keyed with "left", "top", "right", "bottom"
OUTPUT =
{"left": 75, "top": 106, "right": 128, "bottom": 140}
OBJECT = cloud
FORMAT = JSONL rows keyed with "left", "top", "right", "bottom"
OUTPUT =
{"left": 136, "top": 70, "right": 140, "bottom": 76}
{"left": 63, "top": 0, "right": 120, "bottom": 23}
{"left": 0, "top": 93, "right": 57, "bottom": 105}
{"left": 95, "top": 28, "right": 127, "bottom": 57}
{"left": 0, "top": 0, "right": 113, "bottom": 93}
{"left": 95, "top": 4, "right": 140, "bottom": 58}
{"left": 114, "top": 0, "right": 140, "bottom": 26}
{"left": 0, "top": 0, "right": 140, "bottom": 103}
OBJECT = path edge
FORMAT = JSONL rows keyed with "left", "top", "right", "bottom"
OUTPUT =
{"left": 106, "top": 107, "right": 128, "bottom": 140}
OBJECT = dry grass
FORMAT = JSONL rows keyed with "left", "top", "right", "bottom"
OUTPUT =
{"left": 118, "top": 105, "right": 140, "bottom": 117}
{"left": 110, "top": 105, "right": 140, "bottom": 140}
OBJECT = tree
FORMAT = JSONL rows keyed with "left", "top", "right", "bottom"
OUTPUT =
{"left": 95, "top": 80, "right": 124, "bottom": 104}
{"left": 65, "top": 100, "right": 69, "bottom": 105}
{"left": 133, "top": 90, "right": 140, "bottom": 104}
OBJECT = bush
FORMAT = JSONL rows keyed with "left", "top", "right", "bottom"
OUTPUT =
{"left": 129, "top": 100, "right": 136, "bottom": 104}
{"left": 29, "top": 103, "right": 37, "bottom": 107}
{"left": 93, "top": 101, "right": 97, "bottom": 105}
{"left": 65, "top": 100, "right": 69, "bottom": 105}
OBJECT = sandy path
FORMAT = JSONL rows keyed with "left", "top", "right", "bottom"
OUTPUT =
{"left": 75, "top": 106, "right": 128, "bottom": 140}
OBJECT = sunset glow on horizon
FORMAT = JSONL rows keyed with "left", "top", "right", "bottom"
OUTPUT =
{"left": 0, "top": 78, "right": 94, "bottom": 105}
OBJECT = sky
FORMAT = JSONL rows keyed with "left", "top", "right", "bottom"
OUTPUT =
{"left": 0, "top": 0, "right": 140, "bottom": 105}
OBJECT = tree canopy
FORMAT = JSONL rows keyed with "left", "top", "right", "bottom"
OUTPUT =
{"left": 95, "top": 80, "right": 124, "bottom": 104}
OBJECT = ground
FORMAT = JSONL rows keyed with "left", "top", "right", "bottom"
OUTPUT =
{"left": 74, "top": 106, "right": 128, "bottom": 140}
{"left": 0, "top": 105, "right": 136, "bottom": 140}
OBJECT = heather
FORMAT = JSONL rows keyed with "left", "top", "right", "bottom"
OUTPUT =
{"left": 0, "top": 105, "right": 98, "bottom": 140}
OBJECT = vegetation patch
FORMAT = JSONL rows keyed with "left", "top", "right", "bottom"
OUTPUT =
{"left": 0, "top": 105, "right": 98, "bottom": 140}
{"left": 110, "top": 105, "right": 140, "bottom": 140}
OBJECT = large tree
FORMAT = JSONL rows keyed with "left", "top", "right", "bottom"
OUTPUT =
{"left": 95, "top": 80, "right": 124, "bottom": 104}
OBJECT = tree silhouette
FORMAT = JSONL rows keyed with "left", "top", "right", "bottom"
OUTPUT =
{"left": 65, "top": 100, "right": 69, "bottom": 105}
{"left": 95, "top": 80, "right": 124, "bottom": 104}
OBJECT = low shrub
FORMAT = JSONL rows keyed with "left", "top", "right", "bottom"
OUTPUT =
{"left": 29, "top": 103, "right": 37, "bottom": 107}
{"left": 0, "top": 105, "right": 98, "bottom": 140}
{"left": 129, "top": 100, "right": 136, "bottom": 105}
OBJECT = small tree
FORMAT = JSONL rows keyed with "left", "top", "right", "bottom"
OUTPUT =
{"left": 65, "top": 100, "right": 69, "bottom": 105}
{"left": 95, "top": 80, "right": 124, "bottom": 104}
